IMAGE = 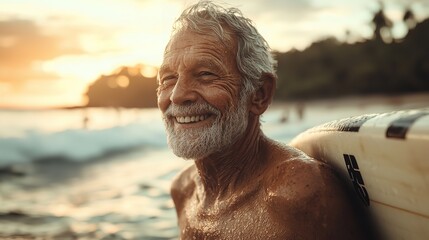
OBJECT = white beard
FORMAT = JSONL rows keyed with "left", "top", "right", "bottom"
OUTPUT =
{"left": 162, "top": 97, "right": 248, "bottom": 160}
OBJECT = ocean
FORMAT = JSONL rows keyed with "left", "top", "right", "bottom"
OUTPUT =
{"left": 0, "top": 95, "right": 427, "bottom": 239}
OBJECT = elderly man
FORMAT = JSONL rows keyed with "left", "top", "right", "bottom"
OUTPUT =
{"left": 157, "top": 1, "right": 373, "bottom": 239}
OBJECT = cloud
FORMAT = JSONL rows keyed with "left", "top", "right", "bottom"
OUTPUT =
{"left": 0, "top": 18, "right": 83, "bottom": 85}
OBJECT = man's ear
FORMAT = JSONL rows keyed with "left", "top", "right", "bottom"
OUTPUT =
{"left": 249, "top": 73, "right": 276, "bottom": 115}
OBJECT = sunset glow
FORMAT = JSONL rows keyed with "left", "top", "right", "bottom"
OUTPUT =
{"left": 1, "top": 0, "right": 428, "bottom": 108}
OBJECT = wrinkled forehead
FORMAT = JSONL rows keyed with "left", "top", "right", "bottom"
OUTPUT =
{"left": 160, "top": 30, "right": 238, "bottom": 77}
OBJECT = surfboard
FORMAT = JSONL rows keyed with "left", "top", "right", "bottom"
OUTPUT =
{"left": 290, "top": 108, "right": 429, "bottom": 240}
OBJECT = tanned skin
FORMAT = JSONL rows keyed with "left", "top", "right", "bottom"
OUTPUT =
{"left": 158, "top": 29, "right": 372, "bottom": 239}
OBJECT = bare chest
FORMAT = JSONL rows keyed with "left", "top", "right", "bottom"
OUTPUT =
{"left": 177, "top": 194, "right": 289, "bottom": 240}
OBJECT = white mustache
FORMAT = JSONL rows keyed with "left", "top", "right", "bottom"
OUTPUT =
{"left": 164, "top": 102, "right": 220, "bottom": 117}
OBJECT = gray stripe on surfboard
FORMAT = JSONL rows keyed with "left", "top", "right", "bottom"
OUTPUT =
{"left": 386, "top": 111, "right": 429, "bottom": 139}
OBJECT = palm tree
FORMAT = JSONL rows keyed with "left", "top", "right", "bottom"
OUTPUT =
{"left": 403, "top": 7, "right": 417, "bottom": 30}
{"left": 372, "top": 2, "right": 393, "bottom": 43}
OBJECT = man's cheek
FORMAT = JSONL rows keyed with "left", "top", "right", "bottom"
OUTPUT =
{"left": 157, "top": 92, "right": 170, "bottom": 112}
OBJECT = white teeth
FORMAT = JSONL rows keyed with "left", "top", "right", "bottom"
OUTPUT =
{"left": 175, "top": 115, "right": 208, "bottom": 123}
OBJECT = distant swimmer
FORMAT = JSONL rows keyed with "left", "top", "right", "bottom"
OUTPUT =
{"left": 279, "top": 109, "right": 289, "bottom": 123}
{"left": 157, "top": 1, "right": 374, "bottom": 239}
{"left": 82, "top": 109, "right": 90, "bottom": 129}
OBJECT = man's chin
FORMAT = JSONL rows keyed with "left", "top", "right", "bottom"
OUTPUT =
{"left": 167, "top": 135, "right": 218, "bottom": 160}
{"left": 171, "top": 147, "right": 213, "bottom": 160}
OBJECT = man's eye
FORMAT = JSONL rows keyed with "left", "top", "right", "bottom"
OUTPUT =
{"left": 198, "top": 71, "right": 219, "bottom": 82}
{"left": 161, "top": 75, "right": 177, "bottom": 83}
{"left": 199, "top": 71, "right": 214, "bottom": 76}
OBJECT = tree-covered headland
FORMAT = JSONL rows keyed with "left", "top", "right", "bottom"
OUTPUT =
{"left": 274, "top": 7, "right": 429, "bottom": 101}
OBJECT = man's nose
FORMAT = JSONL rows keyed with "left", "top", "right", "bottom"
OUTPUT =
{"left": 170, "top": 78, "right": 198, "bottom": 105}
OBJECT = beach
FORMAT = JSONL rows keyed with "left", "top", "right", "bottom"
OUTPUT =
{"left": 0, "top": 93, "right": 428, "bottom": 240}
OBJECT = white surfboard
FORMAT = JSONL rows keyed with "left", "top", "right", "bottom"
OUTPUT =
{"left": 290, "top": 108, "right": 429, "bottom": 240}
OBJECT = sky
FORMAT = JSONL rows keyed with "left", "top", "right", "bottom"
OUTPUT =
{"left": 0, "top": 0, "right": 428, "bottom": 108}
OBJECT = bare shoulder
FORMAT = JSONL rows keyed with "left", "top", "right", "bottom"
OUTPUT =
{"left": 170, "top": 164, "right": 198, "bottom": 213}
{"left": 265, "top": 144, "right": 333, "bottom": 207}
{"left": 171, "top": 164, "right": 197, "bottom": 191}
{"left": 264, "top": 142, "right": 374, "bottom": 239}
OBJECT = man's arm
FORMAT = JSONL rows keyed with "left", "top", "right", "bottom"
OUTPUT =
{"left": 170, "top": 165, "right": 196, "bottom": 216}
{"left": 266, "top": 156, "right": 376, "bottom": 240}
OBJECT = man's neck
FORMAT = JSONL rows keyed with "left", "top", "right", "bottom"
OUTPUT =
{"left": 194, "top": 117, "right": 269, "bottom": 200}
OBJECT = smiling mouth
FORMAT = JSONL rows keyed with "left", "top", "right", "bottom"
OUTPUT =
{"left": 175, "top": 114, "right": 210, "bottom": 124}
